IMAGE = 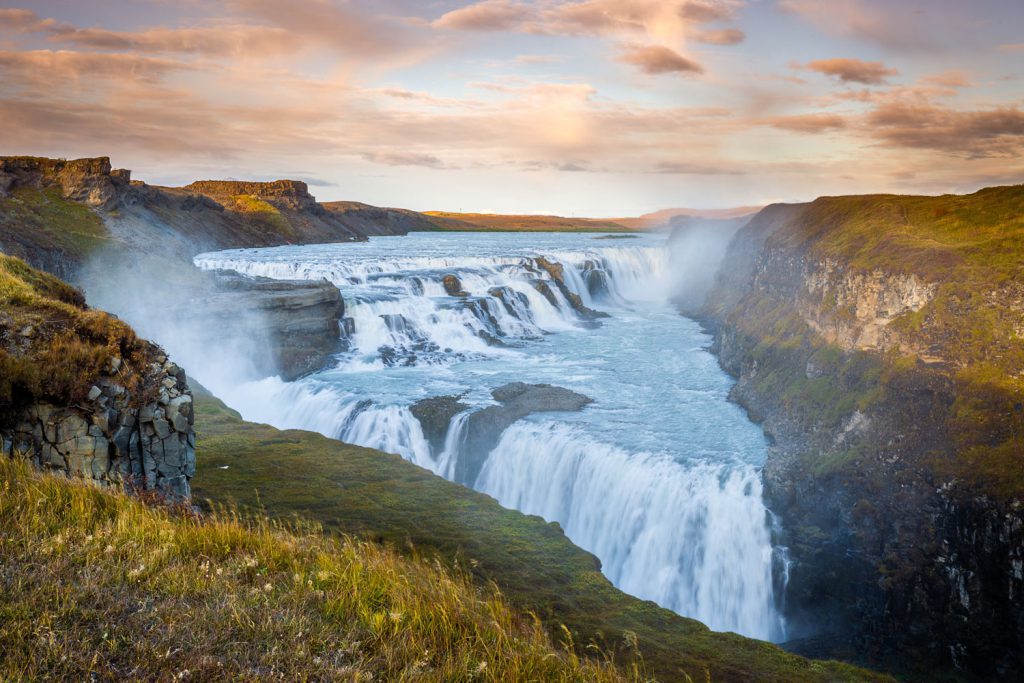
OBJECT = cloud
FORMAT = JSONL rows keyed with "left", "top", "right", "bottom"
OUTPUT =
{"left": 617, "top": 45, "right": 703, "bottom": 75}
{"left": 362, "top": 151, "right": 453, "bottom": 169}
{"left": 0, "top": 8, "right": 76, "bottom": 35}
{"left": 693, "top": 28, "right": 745, "bottom": 45}
{"left": 765, "top": 113, "right": 847, "bottom": 133}
{"left": 514, "top": 54, "right": 564, "bottom": 64}
{"left": 0, "top": 49, "right": 193, "bottom": 85}
{"left": 432, "top": 1, "right": 745, "bottom": 76}
{"left": 433, "top": 0, "right": 744, "bottom": 40}
{"left": 48, "top": 25, "right": 299, "bottom": 58}
{"left": 778, "top": 0, "right": 946, "bottom": 52}
{"left": 866, "top": 102, "right": 1024, "bottom": 158}
{"left": 680, "top": 1, "right": 738, "bottom": 23}
{"left": 0, "top": 3, "right": 406, "bottom": 61}
{"left": 921, "top": 70, "right": 973, "bottom": 88}
{"left": 804, "top": 58, "right": 898, "bottom": 85}
{"left": 223, "top": 0, "right": 415, "bottom": 59}
{"left": 1, "top": 8, "right": 298, "bottom": 59}
{"left": 655, "top": 160, "right": 745, "bottom": 175}
{"left": 432, "top": 0, "right": 531, "bottom": 31}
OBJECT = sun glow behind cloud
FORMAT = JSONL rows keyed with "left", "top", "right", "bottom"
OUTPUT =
{"left": 0, "top": 0, "right": 1021, "bottom": 214}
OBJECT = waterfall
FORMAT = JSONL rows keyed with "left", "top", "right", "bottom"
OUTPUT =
{"left": 195, "top": 244, "right": 669, "bottom": 369}
{"left": 194, "top": 233, "right": 786, "bottom": 642}
{"left": 477, "top": 421, "right": 784, "bottom": 641}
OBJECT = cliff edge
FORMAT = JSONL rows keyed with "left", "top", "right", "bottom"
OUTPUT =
{"left": 700, "top": 186, "right": 1024, "bottom": 679}
{"left": 0, "top": 254, "right": 195, "bottom": 498}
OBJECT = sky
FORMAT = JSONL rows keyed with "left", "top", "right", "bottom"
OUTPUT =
{"left": 1, "top": 0, "right": 1022, "bottom": 216}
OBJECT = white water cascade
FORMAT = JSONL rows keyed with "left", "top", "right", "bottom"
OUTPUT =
{"left": 195, "top": 232, "right": 787, "bottom": 642}
{"left": 478, "top": 422, "right": 779, "bottom": 638}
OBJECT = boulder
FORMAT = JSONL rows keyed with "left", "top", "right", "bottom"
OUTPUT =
{"left": 442, "top": 274, "right": 468, "bottom": 297}
{"left": 454, "top": 383, "right": 592, "bottom": 486}
{"left": 410, "top": 394, "right": 470, "bottom": 454}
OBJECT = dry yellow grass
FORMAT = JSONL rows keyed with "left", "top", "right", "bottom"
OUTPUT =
{"left": 0, "top": 457, "right": 650, "bottom": 682}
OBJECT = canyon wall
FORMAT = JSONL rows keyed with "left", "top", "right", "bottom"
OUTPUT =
{"left": 700, "top": 190, "right": 1024, "bottom": 679}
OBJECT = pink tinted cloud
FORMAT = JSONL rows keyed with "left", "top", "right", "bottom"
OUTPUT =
{"left": 617, "top": 45, "right": 704, "bottom": 75}
{"left": 804, "top": 58, "right": 898, "bottom": 85}
{"left": 867, "top": 102, "right": 1024, "bottom": 158}
{"left": 765, "top": 113, "right": 847, "bottom": 133}
{"left": 693, "top": 28, "right": 745, "bottom": 45}
{"left": 432, "top": 0, "right": 531, "bottom": 30}
{"left": 920, "top": 70, "right": 973, "bottom": 89}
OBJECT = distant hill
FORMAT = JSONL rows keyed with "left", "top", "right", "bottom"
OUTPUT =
{"left": 421, "top": 211, "right": 635, "bottom": 232}
{"left": 419, "top": 207, "right": 763, "bottom": 232}
{"left": 615, "top": 206, "right": 763, "bottom": 230}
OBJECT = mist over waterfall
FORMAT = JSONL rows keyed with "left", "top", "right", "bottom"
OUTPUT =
{"left": 196, "top": 231, "right": 787, "bottom": 642}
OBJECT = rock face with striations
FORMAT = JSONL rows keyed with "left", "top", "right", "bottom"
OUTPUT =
{"left": 3, "top": 357, "right": 196, "bottom": 499}
{"left": 0, "top": 256, "right": 197, "bottom": 499}
{"left": 0, "top": 156, "right": 129, "bottom": 211}
{"left": 198, "top": 270, "right": 345, "bottom": 380}
{"left": 0, "top": 157, "right": 360, "bottom": 381}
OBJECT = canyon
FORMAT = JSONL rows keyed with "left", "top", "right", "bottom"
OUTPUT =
{"left": 1, "top": 156, "right": 1022, "bottom": 681}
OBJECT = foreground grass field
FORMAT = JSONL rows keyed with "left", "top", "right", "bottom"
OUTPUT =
{"left": 0, "top": 457, "right": 644, "bottom": 682}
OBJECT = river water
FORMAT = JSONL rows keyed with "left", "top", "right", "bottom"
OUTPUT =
{"left": 194, "top": 231, "right": 787, "bottom": 641}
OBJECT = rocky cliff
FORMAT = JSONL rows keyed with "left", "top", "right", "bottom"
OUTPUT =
{"left": 699, "top": 187, "right": 1024, "bottom": 679}
{"left": 0, "top": 254, "right": 195, "bottom": 498}
{"left": 0, "top": 157, "right": 359, "bottom": 379}
{"left": 199, "top": 270, "right": 345, "bottom": 380}
{"left": 0, "top": 156, "right": 442, "bottom": 277}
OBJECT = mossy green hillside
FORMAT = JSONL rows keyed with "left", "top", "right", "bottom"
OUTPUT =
{"left": 715, "top": 186, "right": 1024, "bottom": 499}
{"left": 191, "top": 390, "right": 887, "bottom": 683}
{"left": 0, "top": 185, "right": 112, "bottom": 264}
{"left": 230, "top": 193, "right": 298, "bottom": 241}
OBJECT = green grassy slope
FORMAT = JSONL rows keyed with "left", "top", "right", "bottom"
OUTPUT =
{"left": 191, "top": 390, "right": 887, "bottom": 683}
{"left": 0, "top": 253, "right": 155, "bottom": 414}
{"left": 0, "top": 185, "right": 113, "bottom": 272}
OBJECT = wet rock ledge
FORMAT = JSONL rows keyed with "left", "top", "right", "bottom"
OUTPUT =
{"left": 412, "top": 382, "right": 592, "bottom": 487}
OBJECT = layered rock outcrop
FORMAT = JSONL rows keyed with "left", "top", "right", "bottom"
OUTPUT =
{"left": 527, "top": 257, "right": 608, "bottom": 320}
{"left": 199, "top": 271, "right": 345, "bottom": 380}
{"left": 0, "top": 157, "right": 360, "bottom": 380}
{"left": 3, "top": 356, "right": 196, "bottom": 498}
{"left": 0, "top": 156, "right": 129, "bottom": 210}
{"left": 412, "top": 383, "right": 593, "bottom": 487}
{"left": 1, "top": 253, "right": 197, "bottom": 499}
